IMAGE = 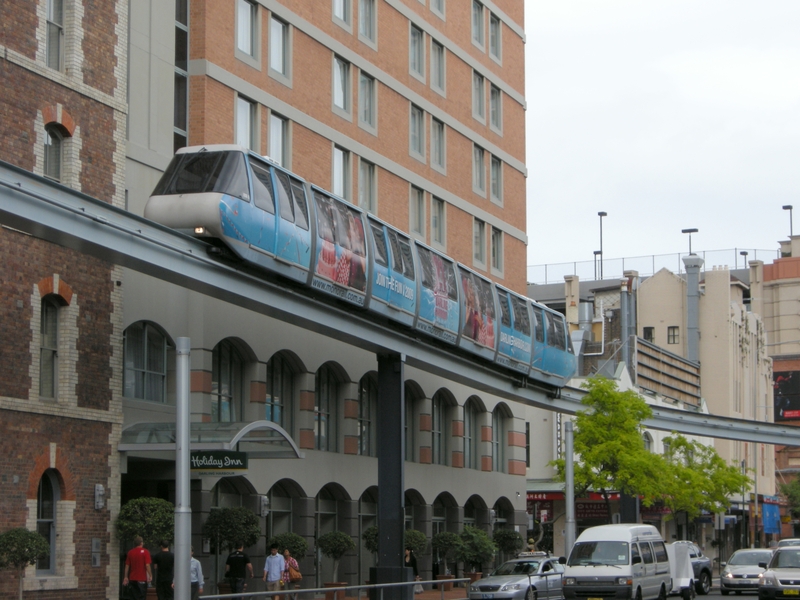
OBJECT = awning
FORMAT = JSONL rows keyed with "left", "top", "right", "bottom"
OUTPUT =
{"left": 119, "top": 420, "right": 304, "bottom": 459}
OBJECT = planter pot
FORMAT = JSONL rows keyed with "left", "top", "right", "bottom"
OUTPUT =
{"left": 217, "top": 581, "right": 232, "bottom": 594}
{"left": 325, "top": 581, "right": 348, "bottom": 600}
{"left": 436, "top": 575, "right": 454, "bottom": 592}
{"left": 467, "top": 572, "right": 482, "bottom": 584}
{"left": 146, "top": 587, "right": 158, "bottom": 600}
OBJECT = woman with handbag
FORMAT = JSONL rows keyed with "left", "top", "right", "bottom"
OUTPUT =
{"left": 282, "top": 548, "right": 302, "bottom": 598}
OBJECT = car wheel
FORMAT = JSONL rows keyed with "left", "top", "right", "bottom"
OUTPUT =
{"left": 526, "top": 587, "right": 537, "bottom": 600}
{"left": 695, "top": 571, "right": 711, "bottom": 595}
{"left": 658, "top": 584, "right": 667, "bottom": 600}
{"left": 635, "top": 588, "right": 643, "bottom": 600}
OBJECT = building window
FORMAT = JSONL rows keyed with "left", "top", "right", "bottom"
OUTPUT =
{"left": 668, "top": 326, "right": 679, "bottom": 344}
{"left": 432, "top": 392, "right": 449, "bottom": 465}
{"left": 643, "top": 327, "right": 655, "bottom": 343}
{"left": 490, "top": 84, "right": 502, "bottom": 131}
{"left": 410, "top": 186, "right": 425, "bottom": 236}
{"left": 491, "top": 226, "right": 503, "bottom": 272}
{"left": 174, "top": 0, "right": 189, "bottom": 152}
{"left": 359, "top": 159, "right": 376, "bottom": 213}
{"left": 359, "top": 0, "right": 376, "bottom": 43}
{"left": 432, "top": 196, "right": 445, "bottom": 246}
{"left": 358, "top": 374, "right": 377, "bottom": 456}
{"left": 237, "top": 0, "right": 257, "bottom": 56}
{"left": 473, "top": 71, "right": 485, "bottom": 121}
{"left": 269, "top": 15, "right": 290, "bottom": 78}
{"left": 333, "top": 0, "right": 351, "bottom": 28}
{"left": 410, "top": 105, "right": 425, "bottom": 160}
{"left": 333, "top": 146, "right": 350, "bottom": 199}
{"left": 46, "top": 0, "right": 64, "bottom": 71}
{"left": 266, "top": 353, "right": 294, "bottom": 433}
{"left": 43, "top": 126, "right": 63, "bottom": 181}
{"left": 472, "top": 1, "right": 484, "bottom": 48}
{"left": 643, "top": 432, "right": 653, "bottom": 452}
{"left": 490, "top": 155, "right": 502, "bottom": 203}
{"left": 489, "top": 12, "right": 501, "bottom": 61}
{"left": 358, "top": 72, "right": 376, "bottom": 130}
{"left": 123, "top": 322, "right": 168, "bottom": 403}
{"left": 269, "top": 112, "right": 288, "bottom": 166}
{"left": 212, "top": 340, "right": 244, "bottom": 422}
{"left": 410, "top": 25, "right": 425, "bottom": 80}
{"left": 430, "top": 39, "right": 445, "bottom": 94}
{"left": 405, "top": 385, "right": 418, "bottom": 461}
{"left": 431, "top": 0, "right": 445, "bottom": 19}
{"left": 464, "top": 399, "right": 480, "bottom": 469}
{"left": 37, "top": 470, "right": 59, "bottom": 573}
{"left": 333, "top": 56, "right": 351, "bottom": 113}
{"left": 236, "top": 96, "right": 257, "bottom": 150}
{"left": 40, "top": 296, "right": 59, "bottom": 399}
{"left": 492, "top": 407, "right": 505, "bottom": 472}
{"left": 431, "top": 117, "right": 445, "bottom": 171}
{"left": 473, "top": 218, "right": 486, "bottom": 264}
{"left": 473, "top": 145, "right": 485, "bottom": 195}
{"left": 315, "top": 365, "right": 340, "bottom": 451}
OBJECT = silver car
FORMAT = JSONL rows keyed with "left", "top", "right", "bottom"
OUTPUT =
{"left": 721, "top": 549, "right": 775, "bottom": 595}
{"left": 758, "top": 547, "right": 800, "bottom": 600}
{"left": 469, "top": 554, "right": 566, "bottom": 600}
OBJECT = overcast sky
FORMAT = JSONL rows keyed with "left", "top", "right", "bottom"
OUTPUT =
{"left": 524, "top": 1, "right": 800, "bottom": 273}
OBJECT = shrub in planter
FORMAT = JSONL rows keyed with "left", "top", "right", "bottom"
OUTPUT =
{"left": 0, "top": 528, "right": 50, "bottom": 600}
{"left": 269, "top": 531, "right": 309, "bottom": 560}
{"left": 431, "top": 531, "right": 462, "bottom": 575}
{"left": 404, "top": 529, "right": 428, "bottom": 557}
{"left": 457, "top": 526, "right": 496, "bottom": 574}
{"left": 117, "top": 497, "right": 175, "bottom": 551}
{"left": 317, "top": 530, "right": 356, "bottom": 582}
{"left": 363, "top": 525, "right": 379, "bottom": 557}
{"left": 493, "top": 529, "right": 524, "bottom": 557}
{"left": 201, "top": 506, "right": 261, "bottom": 553}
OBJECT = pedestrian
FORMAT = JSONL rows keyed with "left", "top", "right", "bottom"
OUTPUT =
{"left": 282, "top": 547, "right": 301, "bottom": 591}
{"left": 122, "top": 535, "right": 153, "bottom": 600}
{"left": 152, "top": 540, "right": 175, "bottom": 600}
{"left": 226, "top": 541, "right": 254, "bottom": 594}
{"left": 404, "top": 546, "right": 419, "bottom": 579}
{"left": 262, "top": 543, "right": 286, "bottom": 600}
{"left": 189, "top": 546, "right": 204, "bottom": 600}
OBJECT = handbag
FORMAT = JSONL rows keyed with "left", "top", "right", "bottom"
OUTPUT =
{"left": 289, "top": 564, "right": 302, "bottom": 582}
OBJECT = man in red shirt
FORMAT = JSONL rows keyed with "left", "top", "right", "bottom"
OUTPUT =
{"left": 123, "top": 535, "right": 153, "bottom": 600}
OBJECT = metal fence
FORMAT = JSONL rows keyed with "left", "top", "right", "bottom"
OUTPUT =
{"left": 527, "top": 248, "right": 780, "bottom": 285}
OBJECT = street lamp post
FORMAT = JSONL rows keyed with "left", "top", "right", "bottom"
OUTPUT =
{"left": 740, "top": 250, "right": 748, "bottom": 270}
{"left": 682, "top": 228, "right": 698, "bottom": 255}
{"left": 598, "top": 212, "right": 607, "bottom": 279}
{"left": 784, "top": 205, "right": 794, "bottom": 237}
{"left": 593, "top": 250, "right": 601, "bottom": 280}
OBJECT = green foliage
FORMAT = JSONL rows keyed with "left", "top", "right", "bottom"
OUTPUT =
{"left": 117, "top": 497, "right": 175, "bottom": 550}
{"left": 431, "top": 530, "right": 462, "bottom": 567}
{"left": 492, "top": 529, "right": 524, "bottom": 555}
{"left": 0, "top": 528, "right": 50, "bottom": 570}
{"left": 549, "top": 377, "right": 667, "bottom": 507}
{"left": 404, "top": 529, "right": 428, "bottom": 556}
{"left": 317, "top": 530, "right": 356, "bottom": 582}
{"left": 269, "top": 532, "right": 308, "bottom": 559}
{"left": 661, "top": 433, "right": 752, "bottom": 518}
{"left": 362, "top": 525, "right": 379, "bottom": 555}
{"left": 456, "top": 526, "right": 497, "bottom": 572}
{"left": 781, "top": 478, "right": 800, "bottom": 518}
{"left": 201, "top": 507, "right": 261, "bottom": 553}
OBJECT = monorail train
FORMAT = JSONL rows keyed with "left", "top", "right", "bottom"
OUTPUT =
{"left": 145, "top": 145, "right": 577, "bottom": 387}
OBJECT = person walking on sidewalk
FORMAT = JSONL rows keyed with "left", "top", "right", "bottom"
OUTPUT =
{"left": 263, "top": 543, "right": 285, "bottom": 600}
{"left": 152, "top": 540, "right": 175, "bottom": 600}
{"left": 226, "top": 541, "right": 254, "bottom": 594}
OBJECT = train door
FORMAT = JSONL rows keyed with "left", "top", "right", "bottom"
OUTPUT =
{"left": 274, "top": 170, "right": 312, "bottom": 269}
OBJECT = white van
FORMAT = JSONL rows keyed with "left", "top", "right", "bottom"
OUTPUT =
{"left": 562, "top": 524, "right": 671, "bottom": 600}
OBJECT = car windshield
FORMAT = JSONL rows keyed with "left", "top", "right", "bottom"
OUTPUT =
{"left": 772, "top": 551, "right": 800, "bottom": 569}
{"left": 728, "top": 551, "right": 773, "bottom": 566}
{"left": 779, "top": 540, "right": 800, "bottom": 547}
{"left": 568, "top": 541, "right": 629, "bottom": 566}
{"left": 493, "top": 561, "right": 539, "bottom": 576}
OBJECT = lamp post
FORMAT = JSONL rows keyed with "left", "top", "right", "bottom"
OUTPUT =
{"left": 682, "top": 228, "right": 698, "bottom": 255}
{"left": 784, "top": 205, "right": 794, "bottom": 237}
{"left": 598, "top": 212, "right": 607, "bottom": 279}
{"left": 740, "top": 250, "right": 748, "bottom": 270}
{"left": 593, "top": 250, "right": 601, "bottom": 280}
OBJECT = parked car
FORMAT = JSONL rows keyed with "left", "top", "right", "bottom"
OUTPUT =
{"left": 758, "top": 546, "right": 800, "bottom": 599}
{"left": 468, "top": 553, "right": 566, "bottom": 600}
{"left": 720, "top": 548, "right": 775, "bottom": 595}
{"left": 777, "top": 539, "right": 800, "bottom": 548}
{"left": 672, "top": 541, "right": 713, "bottom": 595}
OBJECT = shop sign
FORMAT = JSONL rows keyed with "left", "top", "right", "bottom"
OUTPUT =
{"left": 576, "top": 501, "right": 608, "bottom": 520}
{"left": 190, "top": 450, "right": 248, "bottom": 476}
{"left": 527, "top": 492, "right": 564, "bottom": 501}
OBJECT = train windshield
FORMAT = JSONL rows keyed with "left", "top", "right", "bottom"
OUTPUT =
{"left": 152, "top": 150, "right": 250, "bottom": 201}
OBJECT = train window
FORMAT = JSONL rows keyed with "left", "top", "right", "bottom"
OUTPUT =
{"left": 497, "top": 289, "right": 512, "bottom": 328}
{"left": 250, "top": 160, "right": 276, "bottom": 213}
{"left": 315, "top": 192, "right": 336, "bottom": 243}
{"left": 371, "top": 224, "right": 389, "bottom": 267}
{"left": 511, "top": 295, "right": 530, "bottom": 336}
{"left": 545, "top": 312, "right": 556, "bottom": 347}
{"left": 531, "top": 305, "right": 545, "bottom": 343}
{"left": 477, "top": 278, "right": 495, "bottom": 320}
{"left": 418, "top": 246, "right": 452, "bottom": 296}
{"left": 275, "top": 171, "right": 295, "bottom": 221}
{"left": 398, "top": 239, "right": 415, "bottom": 279}
{"left": 553, "top": 314, "right": 567, "bottom": 349}
{"left": 155, "top": 151, "right": 249, "bottom": 203}
{"left": 290, "top": 177, "right": 309, "bottom": 230}
{"left": 387, "top": 230, "right": 406, "bottom": 274}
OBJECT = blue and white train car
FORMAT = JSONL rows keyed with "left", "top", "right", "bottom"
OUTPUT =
{"left": 365, "top": 217, "right": 417, "bottom": 328}
{"left": 494, "top": 285, "right": 533, "bottom": 376}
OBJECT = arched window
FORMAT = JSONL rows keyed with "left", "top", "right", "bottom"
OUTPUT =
{"left": 266, "top": 353, "right": 295, "bottom": 433}
{"left": 404, "top": 384, "right": 420, "bottom": 462}
{"left": 315, "top": 365, "right": 340, "bottom": 451}
{"left": 643, "top": 432, "right": 653, "bottom": 452}
{"left": 43, "top": 125, "right": 63, "bottom": 181}
{"left": 357, "top": 374, "right": 377, "bottom": 456}
{"left": 431, "top": 391, "right": 450, "bottom": 465}
{"left": 40, "top": 295, "right": 59, "bottom": 399}
{"left": 492, "top": 406, "right": 506, "bottom": 473}
{"left": 37, "top": 470, "right": 60, "bottom": 573}
{"left": 464, "top": 398, "right": 481, "bottom": 469}
{"left": 123, "top": 322, "right": 168, "bottom": 402}
{"left": 212, "top": 340, "right": 244, "bottom": 422}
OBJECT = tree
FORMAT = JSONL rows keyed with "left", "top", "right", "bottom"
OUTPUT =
{"left": 0, "top": 528, "right": 51, "bottom": 600}
{"left": 404, "top": 529, "right": 428, "bottom": 557}
{"left": 780, "top": 478, "right": 800, "bottom": 518}
{"left": 661, "top": 433, "right": 751, "bottom": 519}
{"left": 456, "top": 526, "right": 496, "bottom": 573}
{"left": 493, "top": 529, "right": 524, "bottom": 557}
{"left": 317, "top": 530, "right": 356, "bottom": 582}
{"left": 116, "top": 497, "right": 175, "bottom": 551}
{"left": 431, "top": 531, "right": 462, "bottom": 574}
{"left": 269, "top": 531, "right": 309, "bottom": 560}
{"left": 550, "top": 377, "right": 668, "bottom": 518}
{"left": 362, "top": 525, "right": 379, "bottom": 557}
{"left": 201, "top": 506, "right": 261, "bottom": 553}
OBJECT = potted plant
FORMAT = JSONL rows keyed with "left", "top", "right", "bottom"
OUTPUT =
{"left": 0, "top": 528, "right": 50, "bottom": 600}
{"left": 493, "top": 529, "right": 524, "bottom": 559}
{"left": 317, "top": 530, "right": 356, "bottom": 600}
{"left": 431, "top": 531, "right": 462, "bottom": 591}
{"left": 201, "top": 506, "right": 261, "bottom": 594}
{"left": 457, "top": 526, "right": 497, "bottom": 582}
